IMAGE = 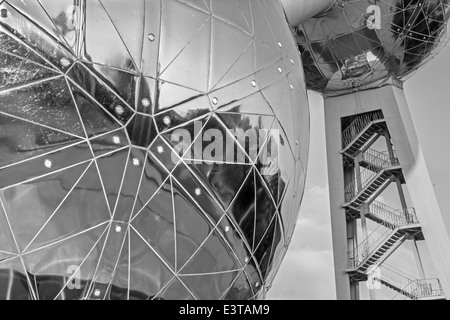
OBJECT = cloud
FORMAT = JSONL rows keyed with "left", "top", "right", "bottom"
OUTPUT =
{"left": 266, "top": 185, "right": 336, "bottom": 300}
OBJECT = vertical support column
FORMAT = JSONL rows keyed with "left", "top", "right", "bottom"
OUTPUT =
{"left": 360, "top": 202, "right": 369, "bottom": 242}
{"left": 360, "top": 203, "right": 376, "bottom": 300}
{"left": 347, "top": 219, "right": 359, "bottom": 300}
{"left": 395, "top": 180, "right": 408, "bottom": 214}
{"left": 411, "top": 241, "right": 426, "bottom": 280}
{"left": 323, "top": 99, "right": 354, "bottom": 300}
{"left": 384, "top": 130, "right": 409, "bottom": 212}
{"left": 360, "top": 203, "right": 369, "bottom": 253}
{"left": 355, "top": 155, "right": 362, "bottom": 197}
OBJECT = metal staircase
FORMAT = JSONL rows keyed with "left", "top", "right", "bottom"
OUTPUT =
{"left": 391, "top": 279, "right": 446, "bottom": 300}
{"left": 378, "top": 265, "right": 445, "bottom": 300}
{"left": 360, "top": 148, "right": 399, "bottom": 172}
{"left": 346, "top": 218, "right": 416, "bottom": 279}
{"left": 347, "top": 199, "right": 423, "bottom": 239}
{"left": 366, "top": 201, "right": 423, "bottom": 240}
{"left": 344, "top": 149, "right": 403, "bottom": 209}
{"left": 341, "top": 110, "right": 386, "bottom": 157}
{"left": 339, "top": 110, "right": 445, "bottom": 300}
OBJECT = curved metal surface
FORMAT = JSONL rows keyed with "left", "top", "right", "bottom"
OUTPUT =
{"left": 0, "top": 0, "right": 309, "bottom": 300}
{"left": 295, "top": 0, "right": 450, "bottom": 96}
{"left": 280, "top": 0, "right": 338, "bottom": 26}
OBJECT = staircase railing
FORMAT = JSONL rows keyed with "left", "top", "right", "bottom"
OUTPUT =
{"left": 344, "top": 150, "right": 399, "bottom": 202}
{"left": 342, "top": 110, "right": 384, "bottom": 149}
{"left": 347, "top": 221, "right": 395, "bottom": 268}
{"left": 411, "top": 279, "right": 444, "bottom": 299}
{"left": 354, "top": 254, "right": 444, "bottom": 299}
{"left": 361, "top": 148, "right": 399, "bottom": 169}
{"left": 392, "top": 293, "right": 413, "bottom": 300}
{"left": 347, "top": 211, "right": 421, "bottom": 269}
{"left": 378, "top": 264, "right": 417, "bottom": 292}
{"left": 369, "top": 201, "right": 419, "bottom": 227}
{"left": 391, "top": 278, "right": 444, "bottom": 300}
{"left": 345, "top": 166, "right": 380, "bottom": 203}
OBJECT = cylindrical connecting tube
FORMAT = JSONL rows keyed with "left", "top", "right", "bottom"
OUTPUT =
{"left": 280, "top": 0, "right": 337, "bottom": 27}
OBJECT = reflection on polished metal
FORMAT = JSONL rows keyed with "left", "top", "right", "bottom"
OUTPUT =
{"left": 0, "top": 0, "right": 309, "bottom": 300}
{"left": 281, "top": 0, "right": 450, "bottom": 300}
{"left": 294, "top": 0, "right": 450, "bottom": 96}
{"left": 281, "top": 0, "right": 338, "bottom": 27}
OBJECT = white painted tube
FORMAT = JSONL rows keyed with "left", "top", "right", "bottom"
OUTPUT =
{"left": 280, "top": 0, "right": 337, "bottom": 27}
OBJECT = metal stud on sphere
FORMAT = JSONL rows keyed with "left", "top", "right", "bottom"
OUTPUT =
{"left": 0, "top": 0, "right": 309, "bottom": 300}
{"left": 295, "top": 0, "right": 450, "bottom": 96}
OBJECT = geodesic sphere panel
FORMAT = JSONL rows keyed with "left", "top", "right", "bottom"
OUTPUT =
{"left": 296, "top": 0, "right": 450, "bottom": 96}
{"left": 0, "top": 0, "right": 309, "bottom": 300}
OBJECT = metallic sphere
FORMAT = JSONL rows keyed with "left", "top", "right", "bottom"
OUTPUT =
{"left": 296, "top": 0, "right": 450, "bottom": 96}
{"left": 0, "top": 0, "right": 308, "bottom": 299}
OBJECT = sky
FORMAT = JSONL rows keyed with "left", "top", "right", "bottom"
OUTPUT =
{"left": 266, "top": 43, "right": 450, "bottom": 300}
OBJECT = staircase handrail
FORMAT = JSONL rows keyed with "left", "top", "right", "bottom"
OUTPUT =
{"left": 369, "top": 201, "right": 419, "bottom": 227}
{"left": 344, "top": 150, "right": 399, "bottom": 202}
{"left": 342, "top": 110, "right": 384, "bottom": 148}
{"left": 347, "top": 213, "right": 420, "bottom": 269}
{"left": 347, "top": 221, "right": 394, "bottom": 268}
